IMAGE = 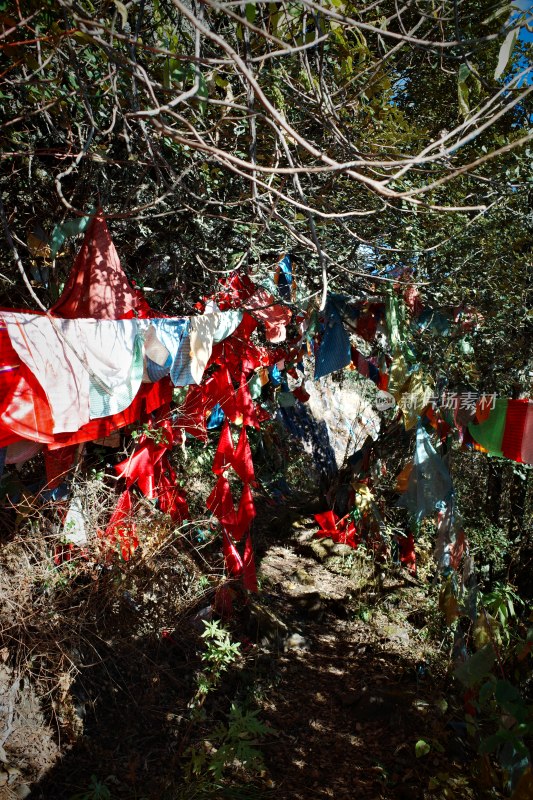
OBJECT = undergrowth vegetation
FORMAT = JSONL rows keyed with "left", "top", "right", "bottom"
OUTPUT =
{"left": 0, "top": 396, "right": 531, "bottom": 798}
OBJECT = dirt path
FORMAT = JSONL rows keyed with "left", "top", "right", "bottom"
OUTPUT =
{"left": 246, "top": 521, "right": 487, "bottom": 800}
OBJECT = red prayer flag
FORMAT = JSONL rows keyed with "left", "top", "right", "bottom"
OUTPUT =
{"left": 221, "top": 529, "right": 243, "bottom": 577}
{"left": 49, "top": 212, "right": 153, "bottom": 320}
{"left": 206, "top": 475, "right": 236, "bottom": 528}
{"left": 398, "top": 532, "right": 416, "bottom": 574}
{"left": 502, "top": 399, "right": 529, "bottom": 463}
{"left": 103, "top": 489, "right": 138, "bottom": 561}
{"left": 242, "top": 531, "right": 258, "bottom": 592}
{"left": 212, "top": 420, "right": 235, "bottom": 475}
{"left": 233, "top": 427, "right": 255, "bottom": 483}
{"left": 233, "top": 483, "right": 256, "bottom": 541}
{"left": 234, "top": 372, "right": 260, "bottom": 428}
{"left": 156, "top": 459, "right": 189, "bottom": 522}
{"left": 44, "top": 444, "right": 78, "bottom": 490}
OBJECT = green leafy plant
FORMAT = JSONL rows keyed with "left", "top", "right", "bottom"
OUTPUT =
{"left": 180, "top": 621, "right": 273, "bottom": 798}
{"left": 130, "top": 423, "right": 170, "bottom": 447}
{"left": 482, "top": 583, "right": 524, "bottom": 646}
{"left": 185, "top": 704, "right": 271, "bottom": 782}
{"left": 454, "top": 624, "right": 533, "bottom": 792}
{"left": 70, "top": 775, "right": 112, "bottom": 800}
{"left": 195, "top": 619, "right": 242, "bottom": 699}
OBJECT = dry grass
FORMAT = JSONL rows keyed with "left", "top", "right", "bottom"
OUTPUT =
{"left": 0, "top": 471, "right": 232, "bottom": 795}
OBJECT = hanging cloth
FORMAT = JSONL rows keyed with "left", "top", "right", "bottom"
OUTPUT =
{"left": 502, "top": 399, "right": 530, "bottom": 464}
{"left": 206, "top": 404, "right": 225, "bottom": 430}
{"left": 242, "top": 531, "right": 258, "bottom": 592}
{"left": 155, "top": 457, "right": 189, "bottom": 522}
{"left": 103, "top": 489, "right": 138, "bottom": 561}
{"left": 314, "top": 295, "right": 351, "bottom": 380}
{"left": 211, "top": 420, "right": 255, "bottom": 483}
{"left": 114, "top": 420, "right": 173, "bottom": 498}
{"left": 210, "top": 314, "right": 262, "bottom": 382}
{"left": 86, "top": 322, "right": 144, "bottom": 419}
{"left": 212, "top": 421, "right": 255, "bottom": 483}
{"left": 398, "top": 532, "right": 416, "bottom": 574}
{"left": 521, "top": 402, "right": 533, "bottom": 465}
{"left": 0, "top": 364, "right": 54, "bottom": 444}
{"left": 212, "top": 420, "right": 235, "bottom": 475}
{"left": 204, "top": 366, "right": 237, "bottom": 422}
{"left": 47, "top": 379, "right": 172, "bottom": 450}
{"left": 49, "top": 211, "right": 152, "bottom": 319}
{"left": 233, "top": 372, "right": 260, "bottom": 428}
{"left": 397, "top": 370, "right": 434, "bottom": 430}
{"left": 43, "top": 444, "right": 78, "bottom": 490}
{"left": 189, "top": 310, "right": 243, "bottom": 384}
{"left": 143, "top": 324, "right": 171, "bottom": 383}
{"left": 174, "top": 384, "right": 210, "bottom": 441}
{"left": 5, "top": 440, "right": 42, "bottom": 465}
{"left": 2, "top": 313, "right": 144, "bottom": 433}
{"left": 395, "top": 462, "right": 413, "bottom": 492}
{"left": 149, "top": 318, "right": 191, "bottom": 386}
{"left": 233, "top": 427, "right": 255, "bottom": 483}
{"left": 206, "top": 475, "right": 237, "bottom": 530}
{"left": 233, "top": 483, "right": 256, "bottom": 541}
{"left": 468, "top": 398, "right": 508, "bottom": 457}
{"left": 245, "top": 288, "right": 292, "bottom": 343}
{"left": 221, "top": 530, "right": 243, "bottom": 578}
{"left": 274, "top": 254, "right": 293, "bottom": 300}
{"left": 434, "top": 501, "right": 465, "bottom": 574}
{"left": 398, "top": 423, "right": 454, "bottom": 521}
{"left": 2, "top": 313, "right": 92, "bottom": 433}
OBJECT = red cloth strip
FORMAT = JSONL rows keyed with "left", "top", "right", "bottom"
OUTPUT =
{"left": 502, "top": 399, "right": 529, "bottom": 463}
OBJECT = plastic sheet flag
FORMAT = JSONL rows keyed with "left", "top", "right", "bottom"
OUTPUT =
{"left": 398, "top": 423, "right": 454, "bottom": 521}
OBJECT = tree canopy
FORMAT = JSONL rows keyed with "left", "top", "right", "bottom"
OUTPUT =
{"left": 1, "top": 0, "right": 532, "bottom": 389}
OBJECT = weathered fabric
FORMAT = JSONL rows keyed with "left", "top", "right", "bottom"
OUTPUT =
{"left": 190, "top": 310, "right": 243, "bottom": 383}
{"left": 468, "top": 398, "right": 508, "bottom": 458}
{"left": 502, "top": 399, "right": 530, "bottom": 464}
{"left": 150, "top": 318, "right": 191, "bottom": 386}
{"left": 314, "top": 296, "right": 351, "bottom": 380}
{"left": 398, "top": 423, "right": 454, "bottom": 521}
{"left": 49, "top": 212, "right": 152, "bottom": 319}
{"left": 2, "top": 313, "right": 144, "bottom": 432}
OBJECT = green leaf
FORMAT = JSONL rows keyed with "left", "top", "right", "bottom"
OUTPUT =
{"left": 495, "top": 680, "right": 529, "bottom": 722}
{"left": 494, "top": 27, "right": 519, "bottom": 79}
{"left": 113, "top": 0, "right": 128, "bottom": 27}
{"left": 495, "top": 679, "right": 521, "bottom": 707}
{"left": 479, "top": 729, "right": 514, "bottom": 754}
{"left": 245, "top": 3, "right": 256, "bottom": 23}
{"left": 482, "top": 3, "right": 511, "bottom": 25}
{"left": 458, "top": 80, "right": 470, "bottom": 118}
{"left": 415, "top": 739, "right": 431, "bottom": 758}
{"left": 458, "top": 63, "right": 470, "bottom": 83}
{"left": 479, "top": 678, "right": 497, "bottom": 707}
{"left": 454, "top": 645, "right": 496, "bottom": 688}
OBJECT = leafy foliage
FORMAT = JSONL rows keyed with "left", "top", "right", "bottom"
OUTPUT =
{"left": 0, "top": 1, "right": 531, "bottom": 403}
